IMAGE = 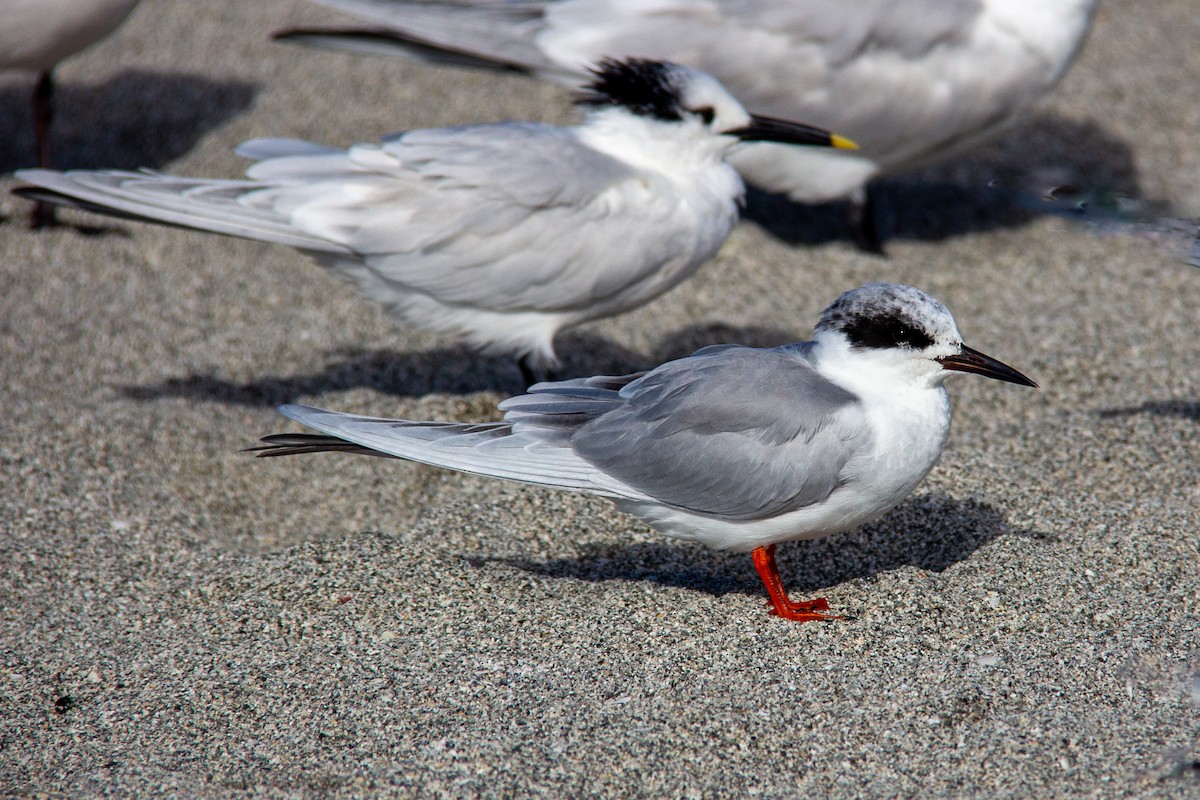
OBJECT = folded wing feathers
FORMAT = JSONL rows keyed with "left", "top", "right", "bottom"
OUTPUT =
{"left": 305, "top": 0, "right": 563, "bottom": 75}
{"left": 249, "top": 433, "right": 395, "bottom": 458}
{"left": 15, "top": 168, "right": 352, "bottom": 253}
{"left": 525, "top": 372, "right": 646, "bottom": 394}
{"left": 235, "top": 137, "right": 343, "bottom": 161}
{"left": 275, "top": 404, "right": 639, "bottom": 497}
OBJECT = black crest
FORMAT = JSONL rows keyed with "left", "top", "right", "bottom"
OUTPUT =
{"left": 576, "top": 58, "right": 683, "bottom": 121}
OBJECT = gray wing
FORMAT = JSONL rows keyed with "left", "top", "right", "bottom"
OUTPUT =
{"left": 13, "top": 168, "right": 351, "bottom": 252}
{"left": 292, "top": 0, "right": 571, "bottom": 77}
{"left": 17, "top": 124, "right": 686, "bottom": 311}
{"left": 267, "top": 403, "right": 635, "bottom": 495}
{"left": 504, "top": 344, "right": 871, "bottom": 521}
{"left": 263, "top": 345, "right": 869, "bottom": 520}
{"left": 705, "top": 0, "right": 984, "bottom": 62}
{"left": 497, "top": 371, "right": 644, "bottom": 446}
{"left": 309, "top": 123, "right": 695, "bottom": 311}
{"left": 298, "top": 0, "right": 978, "bottom": 71}
{"left": 566, "top": 344, "right": 870, "bottom": 521}
{"left": 260, "top": 373, "right": 650, "bottom": 495}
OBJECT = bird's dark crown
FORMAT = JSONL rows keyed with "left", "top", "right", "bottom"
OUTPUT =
{"left": 818, "top": 283, "right": 949, "bottom": 351}
{"left": 576, "top": 58, "right": 684, "bottom": 122}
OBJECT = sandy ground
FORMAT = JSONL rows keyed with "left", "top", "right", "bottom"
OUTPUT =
{"left": 1, "top": 1, "right": 1198, "bottom": 796}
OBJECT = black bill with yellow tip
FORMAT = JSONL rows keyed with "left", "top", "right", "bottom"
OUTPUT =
{"left": 728, "top": 114, "right": 858, "bottom": 149}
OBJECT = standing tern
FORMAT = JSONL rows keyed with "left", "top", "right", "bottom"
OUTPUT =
{"left": 1, "top": 0, "right": 141, "bottom": 227}
{"left": 15, "top": 57, "right": 851, "bottom": 380}
{"left": 279, "top": 0, "right": 1098, "bottom": 252}
{"left": 252, "top": 282, "right": 1037, "bottom": 622}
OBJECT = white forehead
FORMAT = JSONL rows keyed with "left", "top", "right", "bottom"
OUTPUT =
{"left": 669, "top": 63, "right": 750, "bottom": 118}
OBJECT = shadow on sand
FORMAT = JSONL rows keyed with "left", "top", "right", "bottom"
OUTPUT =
{"left": 0, "top": 69, "right": 258, "bottom": 175}
{"left": 744, "top": 114, "right": 1142, "bottom": 248}
{"left": 1096, "top": 399, "right": 1200, "bottom": 421}
{"left": 466, "top": 494, "right": 1050, "bottom": 603}
{"left": 117, "top": 322, "right": 802, "bottom": 405}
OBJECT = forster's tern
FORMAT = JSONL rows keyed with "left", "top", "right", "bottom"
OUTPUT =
{"left": 0, "top": 0, "right": 141, "bottom": 227}
{"left": 252, "top": 283, "right": 1037, "bottom": 622}
{"left": 15, "top": 58, "right": 850, "bottom": 378}
{"left": 279, "top": 0, "right": 1098, "bottom": 252}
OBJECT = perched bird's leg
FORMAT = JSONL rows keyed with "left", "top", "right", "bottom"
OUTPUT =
{"left": 33, "top": 71, "right": 54, "bottom": 168}
{"left": 517, "top": 355, "right": 557, "bottom": 387}
{"left": 847, "top": 185, "right": 883, "bottom": 256}
{"left": 517, "top": 356, "right": 540, "bottom": 388}
{"left": 751, "top": 544, "right": 841, "bottom": 622}
{"left": 30, "top": 70, "right": 58, "bottom": 229}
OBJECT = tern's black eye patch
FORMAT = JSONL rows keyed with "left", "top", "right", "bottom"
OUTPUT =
{"left": 839, "top": 311, "right": 936, "bottom": 350}
{"left": 577, "top": 58, "right": 683, "bottom": 122}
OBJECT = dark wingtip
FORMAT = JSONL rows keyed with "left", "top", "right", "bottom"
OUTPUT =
{"left": 12, "top": 185, "right": 59, "bottom": 204}
{"left": 246, "top": 433, "right": 375, "bottom": 458}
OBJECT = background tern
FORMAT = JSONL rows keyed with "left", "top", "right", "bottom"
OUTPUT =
{"left": 278, "top": 0, "right": 1099, "bottom": 252}
{"left": 15, "top": 57, "right": 850, "bottom": 381}
{"left": 252, "top": 282, "right": 1037, "bottom": 622}
{"left": 0, "top": 0, "right": 141, "bottom": 226}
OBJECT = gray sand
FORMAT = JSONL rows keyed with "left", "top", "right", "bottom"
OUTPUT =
{"left": 2, "top": 1, "right": 1198, "bottom": 796}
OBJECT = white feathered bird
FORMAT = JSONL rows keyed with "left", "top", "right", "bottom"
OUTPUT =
{"left": 15, "top": 57, "right": 851, "bottom": 379}
{"left": 253, "top": 283, "right": 1037, "bottom": 622}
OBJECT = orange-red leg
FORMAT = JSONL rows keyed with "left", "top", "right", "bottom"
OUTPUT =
{"left": 751, "top": 544, "right": 841, "bottom": 622}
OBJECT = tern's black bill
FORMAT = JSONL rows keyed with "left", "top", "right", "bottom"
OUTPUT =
{"left": 936, "top": 345, "right": 1038, "bottom": 387}
{"left": 728, "top": 114, "right": 858, "bottom": 149}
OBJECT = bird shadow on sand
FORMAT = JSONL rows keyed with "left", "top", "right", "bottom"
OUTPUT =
{"left": 469, "top": 494, "right": 1051, "bottom": 603}
{"left": 115, "top": 322, "right": 801, "bottom": 406}
{"left": 745, "top": 114, "right": 1141, "bottom": 247}
{"left": 0, "top": 69, "right": 258, "bottom": 176}
{"left": 1095, "top": 399, "right": 1200, "bottom": 421}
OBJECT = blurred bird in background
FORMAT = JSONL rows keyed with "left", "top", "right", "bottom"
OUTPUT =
{"left": 278, "top": 0, "right": 1099, "bottom": 252}
{"left": 16, "top": 58, "right": 851, "bottom": 381}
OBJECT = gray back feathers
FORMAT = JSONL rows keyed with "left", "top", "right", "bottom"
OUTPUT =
{"left": 565, "top": 345, "right": 865, "bottom": 520}
{"left": 267, "top": 344, "right": 874, "bottom": 523}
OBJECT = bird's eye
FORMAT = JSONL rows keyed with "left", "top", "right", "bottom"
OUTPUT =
{"left": 894, "top": 326, "right": 927, "bottom": 348}
{"left": 692, "top": 106, "right": 716, "bottom": 124}
{"left": 840, "top": 313, "right": 935, "bottom": 350}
